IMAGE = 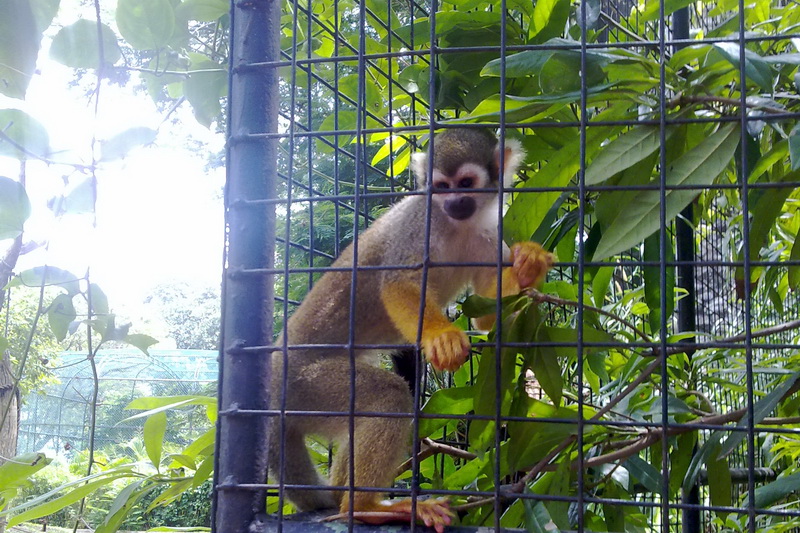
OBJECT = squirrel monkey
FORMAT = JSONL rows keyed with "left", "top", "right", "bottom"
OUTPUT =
{"left": 269, "top": 129, "right": 554, "bottom": 531}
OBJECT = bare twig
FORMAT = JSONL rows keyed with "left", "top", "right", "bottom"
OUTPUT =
{"left": 397, "top": 438, "right": 476, "bottom": 476}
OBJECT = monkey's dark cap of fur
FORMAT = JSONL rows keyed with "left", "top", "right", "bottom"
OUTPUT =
{"left": 431, "top": 129, "right": 497, "bottom": 177}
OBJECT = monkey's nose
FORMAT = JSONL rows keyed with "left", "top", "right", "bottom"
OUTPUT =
{"left": 443, "top": 196, "right": 476, "bottom": 220}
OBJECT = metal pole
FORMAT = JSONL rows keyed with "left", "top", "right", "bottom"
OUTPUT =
{"left": 213, "top": 0, "right": 281, "bottom": 531}
{"left": 671, "top": 7, "right": 700, "bottom": 533}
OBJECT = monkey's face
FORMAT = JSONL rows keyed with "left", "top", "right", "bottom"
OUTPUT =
{"left": 429, "top": 162, "right": 495, "bottom": 222}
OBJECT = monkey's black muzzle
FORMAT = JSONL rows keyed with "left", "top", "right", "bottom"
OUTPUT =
{"left": 444, "top": 196, "right": 476, "bottom": 220}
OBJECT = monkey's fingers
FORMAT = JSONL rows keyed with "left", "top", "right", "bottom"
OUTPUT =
{"left": 423, "top": 328, "right": 470, "bottom": 372}
{"left": 511, "top": 241, "right": 554, "bottom": 289}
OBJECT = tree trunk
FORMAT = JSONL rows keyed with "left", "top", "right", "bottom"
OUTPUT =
{"left": 0, "top": 236, "right": 22, "bottom": 533}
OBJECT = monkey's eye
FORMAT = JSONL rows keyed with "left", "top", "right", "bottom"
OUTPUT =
{"left": 433, "top": 181, "right": 450, "bottom": 190}
{"left": 458, "top": 177, "right": 474, "bottom": 189}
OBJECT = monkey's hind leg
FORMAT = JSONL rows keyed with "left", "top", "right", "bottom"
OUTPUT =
{"left": 326, "top": 362, "right": 453, "bottom": 532}
{"left": 268, "top": 421, "right": 337, "bottom": 512}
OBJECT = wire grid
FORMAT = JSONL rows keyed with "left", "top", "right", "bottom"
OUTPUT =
{"left": 216, "top": 0, "right": 800, "bottom": 531}
{"left": 18, "top": 350, "right": 217, "bottom": 456}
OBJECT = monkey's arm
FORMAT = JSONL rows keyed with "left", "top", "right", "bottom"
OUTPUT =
{"left": 381, "top": 280, "right": 470, "bottom": 372}
{"left": 473, "top": 241, "right": 554, "bottom": 331}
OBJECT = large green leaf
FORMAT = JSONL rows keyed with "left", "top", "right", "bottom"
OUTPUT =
{"left": 50, "top": 19, "right": 121, "bottom": 68}
{"left": 706, "top": 447, "right": 732, "bottom": 517}
{"left": 713, "top": 43, "right": 774, "bottom": 93}
{"left": 0, "top": 176, "right": 31, "bottom": 240}
{"left": 0, "top": 0, "right": 42, "bottom": 98}
{"left": 183, "top": 58, "right": 227, "bottom": 127}
{"left": 788, "top": 228, "right": 800, "bottom": 289}
{"left": 116, "top": 0, "right": 176, "bottom": 50}
{"left": 719, "top": 372, "right": 800, "bottom": 458}
{"left": 585, "top": 126, "right": 672, "bottom": 185}
{"left": 100, "top": 126, "right": 158, "bottom": 161}
{"left": 418, "top": 386, "right": 474, "bottom": 438}
{"left": 0, "top": 453, "right": 50, "bottom": 489}
{"left": 504, "top": 105, "right": 629, "bottom": 244}
{"left": 7, "top": 267, "right": 81, "bottom": 296}
{"left": 643, "top": 233, "right": 675, "bottom": 335}
{"left": 529, "top": 0, "right": 570, "bottom": 43}
{"left": 144, "top": 412, "right": 167, "bottom": 469}
{"left": 7, "top": 473, "right": 132, "bottom": 526}
{"left": 751, "top": 471, "right": 800, "bottom": 508}
{"left": 0, "top": 109, "right": 50, "bottom": 160}
{"left": 593, "top": 124, "right": 740, "bottom": 260}
{"left": 47, "top": 293, "right": 76, "bottom": 341}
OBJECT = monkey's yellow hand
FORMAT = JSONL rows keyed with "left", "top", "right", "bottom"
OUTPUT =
{"left": 422, "top": 325, "right": 470, "bottom": 372}
{"left": 511, "top": 241, "right": 554, "bottom": 289}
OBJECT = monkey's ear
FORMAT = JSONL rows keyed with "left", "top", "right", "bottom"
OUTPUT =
{"left": 411, "top": 152, "right": 429, "bottom": 190}
{"left": 495, "top": 138, "right": 526, "bottom": 187}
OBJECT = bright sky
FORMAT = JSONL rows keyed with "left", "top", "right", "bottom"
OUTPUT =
{"left": 0, "top": 48, "right": 226, "bottom": 313}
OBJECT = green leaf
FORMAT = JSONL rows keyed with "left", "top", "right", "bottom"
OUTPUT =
{"left": 640, "top": 0, "right": 695, "bottom": 22}
{"left": 529, "top": 0, "right": 570, "bottom": 43}
{"left": 0, "top": 176, "right": 31, "bottom": 240}
{"left": 713, "top": 43, "right": 774, "bottom": 93}
{"left": 585, "top": 126, "right": 670, "bottom": 185}
{"left": 593, "top": 124, "right": 740, "bottom": 260}
{"left": 0, "top": 0, "right": 41, "bottom": 98}
{"left": 126, "top": 395, "right": 216, "bottom": 411}
{"left": 175, "top": 0, "right": 228, "bottom": 21}
{"left": 508, "top": 402, "right": 578, "bottom": 471}
{"left": 528, "top": 345, "right": 563, "bottom": 406}
{"left": 788, "top": 228, "right": 800, "bottom": 289}
{"left": 100, "top": 126, "right": 158, "bottom": 161}
{"left": 60, "top": 177, "right": 95, "bottom": 214}
{"left": 789, "top": 125, "right": 800, "bottom": 171}
{"left": 144, "top": 412, "right": 167, "bottom": 469}
{"left": 50, "top": 19, "right": 120, "bottom": 68}
{"left": 706, "top": 446, "right": 732, "bottom": 517}
{"left": 97, "top": 480, "right": 152, "bottom": 533}
{"left": 183, "top": 59, "right": 227, "bottom": 127}
{"left": 461, "top": 294, "right": 498, "bottom": 318}
{"left": 682, "top": 432, "right": 722, "bottom": 493}
{"left": 719, "top": 372, "right": 800, "bottom": 458}
{"left": 89, "top": 283, "right": 110, "bottom": 315}
{"left": 524, "top": 499, "right": 558, "bottom": 533}
{"left": 419, "top": 386, "right": 474, "bottom": 438}
{"left": 625, "top": 455, "right": 662, "bottom": 493}
{"left": 0, "top": 453, "right": 51, "bottom": 489}
{"left": 0, "top": 108, "right": 50, "bottom": 160}
{"left": 192, "top": 455, "right": 214, "bottom": 487}
{"left": 505, "top": 105, "right": 629, "bottom": 243}
{"left": 8, "top": 267, "right": 81, "bottom": 296}
{"left": 147, "top": 479, "right": 193, "bottom": 511}
{"left": 125, "top": 333, "right": 159, "bottom": 355}
{"left": 7, "top": 474, "right": 131, "bottom": 526}
{"left": 47, "top": 293, "right": 76, "bottom": 341}
{"left": 670, "top": 432, "right": 695, "bottom": 496}
{"left": 751, "top": 471, "right": 800, "bottom": 508}
{"left": 116, "top": 0, "right": 176, "bottom": 50}
{"left": 643, "top": 233, "right": 675, "bottom": 334}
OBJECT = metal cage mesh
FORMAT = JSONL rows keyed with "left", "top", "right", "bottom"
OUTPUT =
{"left": 216, "top": 0, "right": 800, "bottom": 531}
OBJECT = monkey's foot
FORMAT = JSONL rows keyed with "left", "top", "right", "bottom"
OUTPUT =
{"left": 511, "top": 241, "right": 554, "bottom": 289}
{"left": 422, "top": 327, "right": 470, "bottom": 372}
{"left": 328, "top": 498, "right": 453, "bottom": 533}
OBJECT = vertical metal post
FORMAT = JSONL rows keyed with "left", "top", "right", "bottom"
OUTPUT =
{"left": 213, "top": 0, "right": 281, "bottom": 532}
{"left": 672, "top": 7, "right": 700, "bottom": 533}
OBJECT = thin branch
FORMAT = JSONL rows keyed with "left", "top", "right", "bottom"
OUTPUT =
{"left": 525, "top": 289, "right": 653, "bottom": 344}
{"left": 397, "top": 438, "right": 476, "bottom": 476}
{"left": 667, "top": 94, "right": 789, "bottom": 114}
